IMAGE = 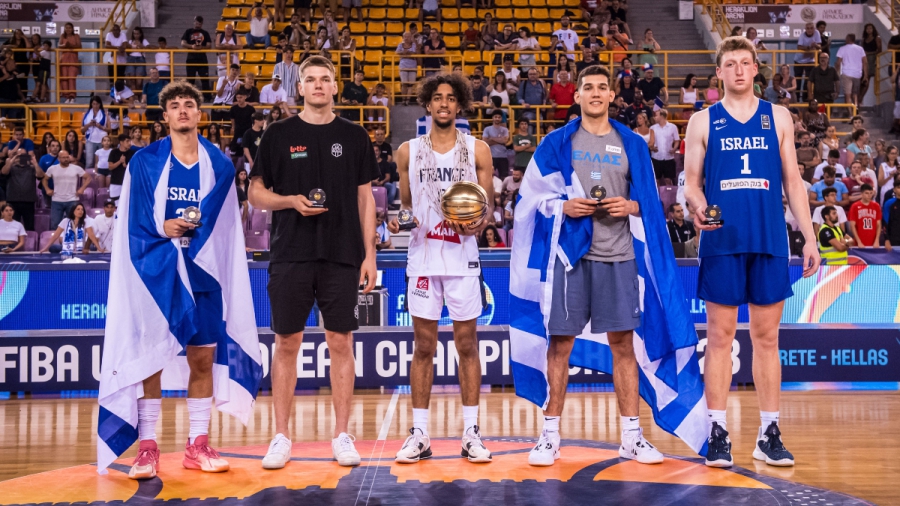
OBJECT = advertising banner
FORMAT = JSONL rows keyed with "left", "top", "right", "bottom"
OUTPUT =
{"left": 723, "top": 4, "right": 863, "bottom": 25}
{"left": 0, "top": 2, "right": 117, "bottom": 23}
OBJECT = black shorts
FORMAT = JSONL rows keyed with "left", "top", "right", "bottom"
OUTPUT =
{"left": 268, "top": 260, "right": 360, "bottom": 334}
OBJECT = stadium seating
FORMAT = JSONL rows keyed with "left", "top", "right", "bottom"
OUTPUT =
{"left": 38, "top": 231, "right": 55, "bottom": 251}
{"left": 23, "top": 232, "right": 38, "bottom": 252}
{"left": 249, "top": 209, "right": 269, "bottom": 232}
{"left": 245, "top": 230, "right": 270, "bottom": 250}
{"left": 372, "top": 186, "right": 387, "bottom": 213}
{"left": 658, "top": 186, "right": 678, "bottom": 216}
{"left": 34, "top": 215, "right": 50, "bottom": 234}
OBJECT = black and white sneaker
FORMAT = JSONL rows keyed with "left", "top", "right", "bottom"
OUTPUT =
{"left": 461, "top": 425, "right": 492, "bottom": 463}
{"left": 705, "top": 422, "right": 733, "bottom": 468}
{"left": 395, "top": 428, "right": 432, "bottom": 463}
{"left": 752, "top": 422, "right": 795, "bottom": 467}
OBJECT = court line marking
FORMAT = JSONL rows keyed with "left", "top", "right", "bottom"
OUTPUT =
{"left": 355, "top": 389, "right": 400, "bottom": 506}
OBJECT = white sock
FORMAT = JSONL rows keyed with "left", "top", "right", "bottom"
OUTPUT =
{"left": 187, "top": 397, "right": 212, "bottom": 444}
{"left": 708, "top": 409, "right": 727, "bottom": 431}
{"left": 621, "top": 415, "right": 640, "bottom": 439}
{"left": 412, "top": 408, "right": 429, "bottom": 434}
{"left": 760, "top": 411, "right": 779, "bottom": 429}
{"left": 543, "top": 415, "right": 560, "bottom": 433}
{"left": 462, "top": 405, "right": 479, "bottom": 431}
{"left": 137, "top": 398, "right": 161, "bottom": 441}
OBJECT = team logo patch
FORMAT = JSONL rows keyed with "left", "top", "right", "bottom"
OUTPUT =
{"left": 720, "top": 178, "right": 770, "bottom": 191}
{"left": 290, "top": 145, "right": 307, "bottom": 159}
{"left": 331, "top": 143, "right": 343, "bottom": 157}
{"left": 416, "top": 277, "right": 429, "bottom": 290}
{"left": 590, "top": 171, "right": 602, "bottom": 180}
{"left": 605, "top": 145, "right": 622, "bottom": 154}
{"left": 761, "top": 114, "right": 771, "bottom": 130}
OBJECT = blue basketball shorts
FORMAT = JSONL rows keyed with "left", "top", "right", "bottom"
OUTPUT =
{"left": 185, "top": 289, "right": 225, "bottom": 347}
{"left": 697, "top": 253, "right": 792, "bottom": 307}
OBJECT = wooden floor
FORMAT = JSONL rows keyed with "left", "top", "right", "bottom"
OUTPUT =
{"left": 0, "top": 389, "right": 897, "bottom": 505}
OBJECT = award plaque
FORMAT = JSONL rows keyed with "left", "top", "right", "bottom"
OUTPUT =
{"left": 589, "top": 185, "right": 607, "bottom": 202}
{"left": 183, "top": 206, "right": 202, "bottom": 227}
{"left": 704, "top": 205, "right": 724, "bottom": 226}
{"left": 309, "top": 188, "right": 326, "bottom": 208}
{"left": 397, "top": 209, "right": 417, "bottom": 231}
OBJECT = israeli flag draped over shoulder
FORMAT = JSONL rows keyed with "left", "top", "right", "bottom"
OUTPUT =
{"left": 97, "top": 135, "right": 263, "bottom": 473}
{"left": 509, "top": 117, "right": 709, "bottom": 456}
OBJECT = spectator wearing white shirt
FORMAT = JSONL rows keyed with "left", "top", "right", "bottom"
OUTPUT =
{"left": 0, "top": 204, "right": 26, "bottom": 252}
{"left": 553, "top": 14, "right": 579, "bottom": 61}
{"left": 812, "top": 187, "right": 848, "bottom": 227}
{"left": 500, "top": 56, "right": 521, "bottom": 88}
{"left": 124, "top": 26, "right": 152, "bottom": 93}
{"left": 215, "top": 24, "right": 243, "bottom": 78}
{"left": 649, "top": 109, "right": 679, "bottom": 182}
{"left": 812, "top": 149, "right": 846, "bottom": 183}
{"left": 42, "top": 150, "right": 90, "bottom": 231}
{"left": 272, "top": 46, "right": 300, "bottom": 106}
{"left": 155, "top": 37, "right": 171, "bottom": 80}
{"left": 259, "top": 74, "right": 288, "bottom": 115}
{"left": 836, "top": 33, "right": 867, "bottom": 107}
{"left": 104, "top": 24, "right": 127, "bottom": 83}
{"left": 375, "top": 211, "right": 392, "bottom": 250}
{"left": 39, "top": 203, "right": 102, "bottom": 255}
{"left": 246, "top": 4, "right": 274, "bottom": 48}
{"left": 212, "top": 64, "right": 242, "bottom": 123}
{"left": 794, "top": 22, "right": 821, "bottom": 103}
{"left": 92, "top": 199, "right": 116, "bottom": 252}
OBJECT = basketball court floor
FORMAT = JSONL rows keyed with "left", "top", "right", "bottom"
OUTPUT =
{"left": 1, "top": 388, "right": 896, "bottom": 505}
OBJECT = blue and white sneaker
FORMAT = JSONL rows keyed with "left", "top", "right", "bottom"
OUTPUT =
{"left": 395, "top": 428, "right": 432, "bottom": 463}
{"left": 752, "top": 422, "right": 795, "bottom": 467}
{"left": 705, "top": 422, "right": 733, "bottom": 468}
{"left": 461, "top": 425, "right": 492, "bottom": 463}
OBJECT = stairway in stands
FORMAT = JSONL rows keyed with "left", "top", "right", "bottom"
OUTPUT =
{"left": 142, "top": 0, "right": 230, "bottom": 76}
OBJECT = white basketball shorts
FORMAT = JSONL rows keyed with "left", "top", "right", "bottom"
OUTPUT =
{"left": 406, "top": 275, "right": 484, "bottom": 321}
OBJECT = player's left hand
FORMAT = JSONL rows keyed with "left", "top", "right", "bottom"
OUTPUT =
{"left": 601, "top": 196, "right": 638, "bottom": 218}
{"left": 359, "top": 256, "right": 377, "bottom": 293}
{"left": 801, "top": 242, "right": 821, "bottom": 278}
{"left": 448, "top": 218, "right": 485, "bottom": 237}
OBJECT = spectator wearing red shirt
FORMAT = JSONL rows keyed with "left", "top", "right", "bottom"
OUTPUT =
{"left": 848, "top": 183, "right": 882, "bottom": 247}
{"left": 842, "top": 160, "right": 875, "bottom": 205}
{"left": 549, "top": 69, "right": 575, "bottom": 120}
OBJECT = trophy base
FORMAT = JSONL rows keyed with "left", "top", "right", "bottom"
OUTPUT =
{"left": 706, "top": 219, "right": 723, "bottom": 226}
{"left": 398, "top": 223, "right": 417, "bottom": 231}
{"left": 309, "top": 204, "right": 325, "bottom": 209}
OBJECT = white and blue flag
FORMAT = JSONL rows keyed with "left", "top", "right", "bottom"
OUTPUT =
{"left": 97, "top": 135, "right": 263, "bottom": 473}
{"left": 509, "top": 117, "right": 709, "bottom": 455}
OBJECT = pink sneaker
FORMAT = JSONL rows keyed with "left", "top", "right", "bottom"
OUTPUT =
{"left": 183, "top": 435, "right": 229, "bottom": 472}
{"left": 128, "top": 440, "right": 160, "bottom": 480}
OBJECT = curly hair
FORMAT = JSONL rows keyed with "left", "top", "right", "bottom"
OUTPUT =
{"left": 159, "top": 80, "right": 204, "bottom": 111}
{"left": 417, "top": 73, "right": 472, "bottom": 112}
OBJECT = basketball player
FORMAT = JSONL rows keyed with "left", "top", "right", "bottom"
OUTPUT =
{"left": 249, "top": 56, "right": 379, "bottom": 469}
{"left": 683, "top": 37, "right": 820, "bottom": 468}
{"left": 526, "top": 65, "right": 665, "bottom": 467}
{"left": 388, "top": 74, "right": 495, "bottom": 463}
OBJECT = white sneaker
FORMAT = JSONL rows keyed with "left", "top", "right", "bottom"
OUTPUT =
{"left": 461, "top": 425, "right": 492, "bottom": 463}
{"left": 262, "top": 433, "right": 292, "bottom": 469}
{"left": 528, "top": 430, "right": 561, "bottom": 466}
{"left": 395, "top": 428, "right": 432, "bottom": 463}
{"left": 332, "top": 433, "right": 361, "bottom": 466}
{"left": 619, "top": 428, "right": 664, "bottom": 464}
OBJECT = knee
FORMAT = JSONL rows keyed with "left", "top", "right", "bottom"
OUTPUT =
{"left": 413, "top": 339, "right": 437, "bottom": 360}
{"left": 326, "top": 333, "right": 354, "bottom": 358}
{"left": 705, "top": 334, "right": 734, "bottom": 355}
{"left": 187, "top": 350, "right": 214, "bottom": 374}
{"left": 454, "top": 336, "right": 478, "bottom": 358}
{"left": 752, "top": 330, "right": 779, "bottom": 353}
{"left": 274, "top": 334, "right": 303, "bottom": 356}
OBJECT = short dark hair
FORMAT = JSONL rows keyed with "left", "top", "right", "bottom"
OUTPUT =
{"left": 158, "top": 36, "right": 166, "bottom": 43}
{"left": 850, "top": 115, "right": 863, "bottom": 124}
{"left": 118, "top": 133, "right": 130, "bottom": 142}
{"left": 816, "top": 20, "right": 826, "bottom": 28}
{"left": 823, "top": 165, "right": 836, "bottom": 177}
{"left": 230, "top": 63, "right": 240, "bottom": 70}
{"left": 13, "top": 126, "right": 23, "bottom": 133}
{"left": 821, "top": 205, "right": 835, "bottom": 219}
{"left": 822, "top": 187, "right": 837, "bottom": 197}
{"left": 195, "top": 15, "right": 204, "bottom": 23}
{"left": 416, "top": 73, "right": 472, "bottom": 111}
{"left": 159, "top": 80, "right": 203, "bottom": 111}
{"left": 828, "top": 149, "right": 840, "bottom": 159}
{"left": 576, "top": 64, "right": 611, "bottom": 91}
{"left": 846, "top": 33, "right": 856, "bottom": 43}
{"left": 668, "top": 203, "right": 682, "bottom": 213}
{"left": 852, "top": 128, "right": 867, "bottom": 141}
{"left": 235, "top": 87, "right": 250, "bottom": 97}
{"left": 861, "top": 183, "right": 874, "bottom": 192}
{"left": 251, "top": 112, "right": 265, "bottom": 122}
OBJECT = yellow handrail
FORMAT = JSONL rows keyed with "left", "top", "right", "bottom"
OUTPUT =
{"left": 101, "top": 0, "right": 139, "bottom": 35}
{"left": 698, "top": 0, "right": 733, "bottom": 42}
{"left": 874, "top": 0, "right": 900, "bottom": 32}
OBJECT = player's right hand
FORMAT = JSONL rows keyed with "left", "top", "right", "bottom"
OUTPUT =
{"left": 293, "top": 194, "right": 327, "bottom": 216}
{"left": 387, "top": 217, "right": 400, "bottom": 234}
{"left": 164, "top": 218, "right": 196, "bottom": 238}
{"left": 693, "top": 205, "right": 723, "bottom": 232}
{"left": 563, "top": 198, "right": 598, "bottom": 218}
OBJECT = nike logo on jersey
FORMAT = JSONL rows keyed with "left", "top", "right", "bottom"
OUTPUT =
{"left": 719, "top": 137, "right": 769, "bottom": 151}
{"left": 715, "top": 125, "right": 727, "bottom": 131}
{"left": 426, "top": 221, "right": 462, "bottom": 244}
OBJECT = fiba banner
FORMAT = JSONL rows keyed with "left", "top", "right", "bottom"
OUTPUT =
{"left": 723, "top": 4, "right": 863, "bottom": 25}
{"left": 0, "top": 327, "right": 897, "bottom": 393}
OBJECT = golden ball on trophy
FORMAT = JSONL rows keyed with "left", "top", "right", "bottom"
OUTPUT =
{"left": 441, "top": 181, "right": 489, "bottom": 229}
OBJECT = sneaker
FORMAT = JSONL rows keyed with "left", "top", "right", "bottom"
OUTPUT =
{"left": 704, "top": 422, "right": 733, "bottom": 468}
{"left": 619, "top": 428, "right": 664, "bottom": 464}
{"left": 128, "top": 440, "right": 160, "bottom": 480}
{"left": 528, "top": 430, "right": 560, "bottom": 467}
{"left": 461, "top": 425, "right": 492, "bottom": 463}
{"left": 332, "top": 433, "right": 361, "bottom": 466}
{"left": 752, "top": 422, "right": 795, "bottom": 467}
{"left": 183, "top": 435, "right": 229, "bottom": 472}
{"left": 262, "top": 433, "right": 292, "bottom": 470}
{"left": 395, "top": 428, "right": 432, "bottom": 463}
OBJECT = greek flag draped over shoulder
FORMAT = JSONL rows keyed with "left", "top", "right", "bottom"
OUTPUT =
{"left": 97, "top": 136, "right": 262, "bottom": 473}
{"left": 509, "top": 118, "right": 709, "bottom": 455}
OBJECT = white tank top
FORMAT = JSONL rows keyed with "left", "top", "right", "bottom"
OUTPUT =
{"left": 407, "top": 134, "right": 482, "bottom": 277}
{"left": 682, "top": 87, "right": 697, "bottom": 104}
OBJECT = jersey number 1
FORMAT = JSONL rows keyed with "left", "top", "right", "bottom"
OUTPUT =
{"left": 740, "top": 153, "right": 751, "bottom": 175}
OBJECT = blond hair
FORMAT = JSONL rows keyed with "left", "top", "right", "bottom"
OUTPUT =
{"left": 716, "top": 36, "right": 758, "bottom": 67}
{"left": 298, "top": 55, "right": 335, "bottom": 78}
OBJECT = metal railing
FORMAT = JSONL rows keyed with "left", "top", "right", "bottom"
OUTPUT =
{"left": 698, "top": 0, "right": 733, "bottom": 41}
{"left": 101, "top": 0, "right": 139, "bottom": 34}
{"left": 874, "top": 0, "right": 900, "bottom": 32}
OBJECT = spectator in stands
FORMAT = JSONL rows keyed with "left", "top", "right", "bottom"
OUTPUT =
{"left": 462, "top": 20, "right": 480, "bottom": 50}
{"left": 812, "top": 187, "right": 848, "bottom": 230}
{"left": 776, "top": 64, "right": 797, "bottom": 98}
{"left": 840, "top": 115, "right": 864, "bottom": 149}
{"left": 650, "top": 109, "right": 678, "bottom": 182}
{"left": 241, "top": 112, "right": 265, "bottom": 172}
{"left": 637, "top": 64, "right": 667, "bottom": 107}
{"left": 32, "top": 40, "right": 51, "bottom": 103}
{"left": 492, "top": 24, "right": 518, "bottom": 64}
{"left": 229, "top": 89, "right": 256, "bottom": 164}
{"left": 35, "top": 132, "right": 54, "bottom": 160}
{"left": 372, "top": 210, "right": 393, "bottom": 250}
{"left": 810, "top": 166, "right": 849, "bottom": 207}
{"left": 679, "top": 73, "right": 699, "bottom": 109}
{"left": 617, "top": 72, "right": 636, "bottom": 106}
{"left": 260, "top": 74, "right": 287, "bottom": 115}
{"left": 313, "top": 26, "right": 331, "bottom": 57}
{"left": 499, "top": 56, "right": 521, "bottom": 89}
{"left": 549, "top": 69, "right": 576, "bottom": 121}
{"left": 265, "top": 104, "right": 289, "bottom": 128}
{"left": 373, "top": 127, "right": 392, "bottom": 163}
{"left": 410, "top": 22, "right": 426, "bottom": 48}
{"left": 813, "top": 149, "right": 846, "bottom": 183}
{"left": 91, "top": 199, "right": 116, "bottom": 252}
{"left": 39, "top": 139, "right": 60, "bottom": 174}
{"left": 5, "top": 127, "right": 33, "bottom": 158}
{"left": 802, "top": 99, "right": 829, "bottom": 144}
{"left": 479, "top": 225, "right": 506, "bottom": 248}
{"left": 139, "top": 68, "right": 165, "bottom": 123}
{"left": 58, "top": 23, "right": 81, "bottom": 104}
{"left": 818, "top": 125, "right": 839, "bottom": 159}
{"left": 576, "top": 47, "right": 599, "bottom": 80}
{"left": 372, "top": 145, "right": 398, "bottom": 210}
{"left": 845, "top": 157, "right": 876, "bottom": 200}
{"left": 879, "top": 145, "right": 899, "bottom": 203}
{"left": 335, "top": 27, "right": 358, "bottom": 79}
{"left": 43, "top": 150, "right": 89, "bottom": 230}
{"left": 817, "top": 20, "right": 831, "bottom": 55}
{"left": 874, "top": 139, "right": 887, "bottom": 168}
{"left": 0, "top": 203, "right": 25, "bottom": 252}
{"left": 795, "top": 131, "right": 821, "bottom": 171}
{"left": 205, "top": 123, "right": 225, "bottom": 152}
{"left": 107, "top": 134, "right": 133, "bottom": 201}
{"left": 764, "top": 74, "right": 785, "bottom": 103}
{"left": 818, "top": 205, "right": 853, "bottom": 263}
{"left": 554, "top": 55, "right": 577, "bottom": 85}
{"left": 580, "top": 0, "right": 599, "bottom": 22}
{"left": 884, "top": 180, "right": 900, "bottom": 252}
{"left": 367, "top": 83, "right": 390, "bottom": 124}
{"left": 633, "top": 111, "right": 655, "bottom": 151}
{"left": 182, "top": 16, "right": 212, "bottom": 101}
{"left": 283, "top": 14, "right": 309, "bottom": 48}
{"left": 155, "top": 37, "right": 171, "bottom": 81}
{"left": 246, "top": 4, "right": 274, "bottom": 48}
{"left": 109, "top": 79, "right": 134, "bottom": 131}
{"left": 1, "top": 149, "right": 42, "bottom": 231}
{"left": 0, "top": 47, "right": 23, "bottom": 119}
{"left": 667, "top": 203, "right": 694, "bottom": 244}
{"left": 237, "top": 72, "right": 260, "bottom": 106}
{"left": 606, "top": 24, "right": 630, "bottom": 66}
{"left": 40, "top": 202, "right": 103, "bottom": 255}
{"left": 150, "top": 121, "right": 167, "bottom": 144}
{"left": 63, "top": 130, "right": 84, "bottom": 166}
{"left": 553, "top": 14, "right": 578, "bottom": 61}
{"left": 516, "top": 27, "right": 540, "bottom": 69}
{"left": 808, "top": 53, "right": 839, "bottom": 106}
{"left": 213, "top": 64, "right": 242, "bottom": 124}
{"left": 518, "top": 68, "right": 546, "bottom": 124}
{"left": 273, "top": 46, "right": 301, "bottom": 108}
{"left": 397, "top": 32, "right": 418, "bottom": 106}
{"left": 419, "top": 0, "right": 441, "bottom": 24}
{"left": 468, "top": 73, "right": 489, "bottom": 112}
{"left": 124, "top": 27, "right": 151, "bottom": 93}
{"left": 104, "top": 23, "right": 127, "bottom": 86}
{"left": 422, "top": 28, "right": 447, "bottom": 78}
{"left": 847, "top": 128, "right": 874, "bottom": 158}
{"left": 860, "top": 24, "right": 882, "bottom": 102}
{"left": 216, "top": 24, "right": 243, "bottom": 79}
{"left": 235, "top": 168, "right": 249, "bottom": 223}
{"left": 483, "top": 111, "right": 510, "bottom": 178}
{"left": 78, "top": 96, "right": 108, "bottom": 170}
{"left": 94, "top": 136, "right": 112, "bottom": 186}
{"left": 340, "top": 69, "right": 368, "bottom": 121}
{"left": 794, "top": 22, "right": 821, "bottom": 102}
{"left": 512, "top": 121, "right": 536, "bottom": 172}
{"left": 704, "top": 74, "right": 720, "bottom": 105}
{"left": 488, "top": 71, "right": 512, "bottom": 109}
{"left": 848, "top": 183, "right": 882, "bottom": 247}
{"left": 581, "top": 26, "right": 606, "bottom": 58}
{"left": 626, "top": 89, "right": 653, "bottom": 125}
{"left": 836, "top": 33, "right": 867, "bottom": 108}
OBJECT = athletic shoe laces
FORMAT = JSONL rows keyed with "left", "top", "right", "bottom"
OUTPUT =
{"left": 404, "top": 428, "right": 424, "bottom": 450}
{"left": 135, "top": 447, "right": 157, "bottom": 466}
{"left": 535, "top": 430, "right": 554, "bottom": 452}
{"left": 336, "top": 434, "right": 357, "bottom": 453}
{"left": 764, "top": 424, "right": 787, "bottom": 454}
{"left": 194, "top": 441, "right": 220, "bottom": 460}
{"left": 269, "top": 435, "right": 291, "bottom": 455}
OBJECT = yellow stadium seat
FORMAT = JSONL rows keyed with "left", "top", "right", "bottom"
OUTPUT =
{"left": 386, "top": 35, "right": 402, "bottom": 47}
{"left": 364, "top": 65, "right": 380, "bottom": 79}
{"left": 365, "top": 50, "right": 383, "bottom": 63}
{"left": 388, "top": 0, "right": 405, "bottom": 5}
{"left": 513, "top": 8, "right": 530, "bottom": 19}
{"left": 48, "top": 111, "right": 71, "bottom": 129}
{"left": 495, "top": 0, "right": 511, "bottom": 6}
{"left": 496, "top": 8, "right": 513, "bottom": 19}
{"left": 382, "top": 65, "right": 399, "bottom": 79}
{"left": 547, "top": 0, "right": 563, "bottom": 6}
{"left": 444, "top": 35, "right": 461, "bottom": 47}
{"left": 234, "top": 21, "right": 250, "bottom": 33}
{"left": 459, "top": 7, "right": 477, "bottom": 19}
{"left": 464, "top": 51, "right": 483, "bottom": 63}
{"left": 443, "top": 8, "right": 459, "bottom": 20}
{"left": 442, "top": 22, "right": 460, "bottom": 34}
{"left": 216, "top": 21, "right": 228, "bottom": 32}
{"left": 535, "top": 22, "right": 552, "bottom": 33}
{"left": 564, "top": 0, "right": 579, "bottom": 6}
{"left": 284, "top": 8, "right": 294, "bottom": 16}
{"left": 350, "top": 22, "right": 366, "bottom": 33}
{"left": 512, "top": 0, "right": 529, "bottom": 5}
{"left": 241, "top": 64, "right": 260, "bottom": 75}
{"left": 226, "top": 0, "right": 243, "bottom": 5}
{"left": 369, "top": 22, "right": 386, "bottom": 33}
{"left": 368, "top": 8, "right": 387, "bottom": 19}
{"left": 263, "top": 52, "right": 277, "bottom": 63}
{"left": 370, "top": 0, "right": 388, "bottom": 5}
{"left": 243, "top": 51, "right": 264, "bottom": 63}
{"left": 532, "top": 7, "right": 550, "bottom": 19}
{"left": 260, "top": 64, "right": 274, "bottom": 76}
{"left": 537, "top": 35, "right": 551, "bottom": 47}
{"left": 406, "top": 8, "right": 419, "bottom": 19}
{"left": 366, "top": 36, "right": 385, "bottom": 48}
{"left": 386, "top": 8, "right": 404, "bottom": 19}
{"left": 386, "top": 21, "right": 404, "bottom": 34}
{"left": 222, "top": 7, "right": 242, "bottom": 18}
{"left": 440, "top": 0, "right": 456, "bottom": 5}
{"left": 549, "top": 8, "right": 566, "bottom": 18}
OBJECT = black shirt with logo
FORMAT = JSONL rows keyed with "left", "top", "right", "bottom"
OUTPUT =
{"left": 253, "top": 115, "right": 380, "bottom": 267}
{"left": 242, "top": 127, "right": 264, "bottom": 163}
{"left": 374, "top": 141, "right": 393, "bottom": 161}
{"left": 181, "top": 28, "right": 211, "bottom": 63}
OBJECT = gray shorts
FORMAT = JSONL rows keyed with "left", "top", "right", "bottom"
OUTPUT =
{"left": 547, "top": 257, "right": 640, "bottom": 336}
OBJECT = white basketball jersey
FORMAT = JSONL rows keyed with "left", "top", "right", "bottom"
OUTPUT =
{"left": 407, "top": 134, "right": 482, "bottom": 277}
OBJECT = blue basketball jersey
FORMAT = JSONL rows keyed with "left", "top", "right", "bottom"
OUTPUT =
{"left": 700, "top": 100, "right": 788, "bottom": 258}
{"left": 165, "top": 156, "right": 201, "bottom": 246}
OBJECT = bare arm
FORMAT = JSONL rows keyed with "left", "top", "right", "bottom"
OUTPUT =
{"left": 248, "top": 175, "right": 324, "bottom": 214}
{"left": 38, "top": 227, "right": 64, "bottom": 253}
{"left": 357, "top": 182, "right": 377, "bottom": 292}
{"left": 84, "top": 227, "right": 104, "bottom": 253}
{"left": 77, "top": 171, "right": 91, "bottom": 195}
{"left": 847, "top": 220, "right": 861, "bottom": 245}
{"left": 683, "top": 109, "right": 718, "bottom": 231}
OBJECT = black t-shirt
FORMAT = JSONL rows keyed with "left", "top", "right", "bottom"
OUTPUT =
{"left": 242, "top": 127, "right": 264, "bottom": 162}
{"left": 238, "top": 84, "right": 260, "bottom": 104}
{"left": 181, "top": 28, "right": 211, "bottom": 63}
{"left": 818, "top": 226, "right": 838, "bottom": 246}
{"left": 341, "top": 82, "right": 368, "bottom": 121}
{"left": 637, "top": 77, "right": 665, "bottom": 102}
{"left": 230, "top": 104, "right": 256, "bottom": 144}
{"left": 374, "top": 141, "right": 393, "bottom": 161}
{"left": 668, "top": 220, "right": 695, "bottom": 243}
{"left": 109, "top": 148, "right": 135, "bottom": 185}
{"left": 377, "top": 160, "right": 397, "bottom": 183}
{"left": 422, "top": 39, "right": 447, "bottom": 70}
{"left": 608, "top": 6, "right": 627, "bottom": 22}
{"left": 253, "top": 115, "right": 380, "bottom": 267}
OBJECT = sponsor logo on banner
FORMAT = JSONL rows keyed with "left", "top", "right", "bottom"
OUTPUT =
{"left": 723, "top": 4, "right": 861, "bottom": 25}
{"left": 721, "top": 178, "right": 770, "bottom": 190}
